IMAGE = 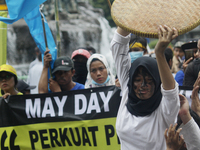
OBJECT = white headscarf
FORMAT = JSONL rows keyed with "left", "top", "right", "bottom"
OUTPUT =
{"left": 85, "top": 54, "right": 115, "bottom": 88}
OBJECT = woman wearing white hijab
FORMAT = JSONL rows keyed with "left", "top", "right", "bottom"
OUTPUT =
{"left": 85, "top": 54, "right": 115, "bottom": 88}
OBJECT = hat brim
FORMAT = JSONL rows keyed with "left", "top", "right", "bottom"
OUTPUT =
{"left": 52, "top": 66, "right": 72, "bottom": 74}
{"left": 181, "top": 42, "right": 197, "bottom": 52}
{"left": 0, "top": 71, "right": 17, "bottom": 77}
{"left": 26, "top": 85, "right": 36, "bottom": 90}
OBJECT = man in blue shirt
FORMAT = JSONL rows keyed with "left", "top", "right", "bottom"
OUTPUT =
{"left": 38, "top": 50, "right": 84, "bottom": 93}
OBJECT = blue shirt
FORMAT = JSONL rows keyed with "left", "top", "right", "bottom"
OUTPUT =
{"left": 48, "top": 82, "right": 85, "bottom": 93}
{"left": 175, "top": 70, "right": 184, "bottom": 86}
{"left": 71, "top": 82, "right": 85, "bottom": 90}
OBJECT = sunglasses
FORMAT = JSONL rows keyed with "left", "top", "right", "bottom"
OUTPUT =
{"left": 0, "top": 74, "right": 13, "bottom": 81}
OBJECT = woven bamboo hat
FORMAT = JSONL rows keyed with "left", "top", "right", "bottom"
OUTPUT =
{"left": 111, "top": 0, "right": 200, "bottom": 38}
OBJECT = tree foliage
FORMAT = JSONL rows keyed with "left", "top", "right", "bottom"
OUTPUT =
{"left": 89, "top": 0, "right": 115, "bottom": 27}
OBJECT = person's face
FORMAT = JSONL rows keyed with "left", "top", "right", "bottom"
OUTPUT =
{"left": 90, "top": 60, "right": 108, "bottom": 84}
{"left": 54, "top": 70, "right": 74, "bottom": 86}
{"left": 133, "top": 67, "right": 155, "bottom": 100}
{"left": 174, "top": 47, "right": 184, "bottom": 59}
{"left": 0, "top": 72, "right": 15, "bottom": 92}
{"left": 130, "top": 47, "right": 148, "bottom": 55}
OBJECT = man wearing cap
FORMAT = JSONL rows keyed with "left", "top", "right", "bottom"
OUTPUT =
{"left": 183, "top": 39, "right": 200, "bottom": 86}
{"left": 38, "top": 50, "right": 85, "bottom": 93}
{"left": 171, "top": 41, "right": 185, "bottom": 74}
{"left": 71, "top": 49, "right": 91, "bottom": 84}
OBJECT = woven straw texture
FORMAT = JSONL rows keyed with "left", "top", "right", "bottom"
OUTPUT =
{"left": 111, "top": 0, "right": 200, "bottom": 38}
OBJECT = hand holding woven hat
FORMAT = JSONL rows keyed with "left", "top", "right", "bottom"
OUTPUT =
{"left": 111, "top": 0, "right": 200, "bottom": 38}
{"left": 155, "top": 25, "right": 178, "bottom": 54}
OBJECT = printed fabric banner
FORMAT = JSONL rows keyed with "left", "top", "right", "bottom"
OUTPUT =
{"left": 0, "top": 86, "right": 122, "bottom": 150}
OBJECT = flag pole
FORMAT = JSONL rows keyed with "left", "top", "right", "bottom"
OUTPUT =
{"left": 0, "top": 0, "right": 7, "bottom": 66}
{"left": 41, "top": 13, "right": 53, "bottom": 78}
{"left": 54, "top": 0, "right": 61, "bottom": 57}
{"left": 107, "top": 0, "right": 112, "bottom": 9}
{"left": 0, "top": 0, "right": 7, "bottom": 96}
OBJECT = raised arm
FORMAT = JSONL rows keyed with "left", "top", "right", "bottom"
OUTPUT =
{"left": 179, "top": 94, "right": 200, "bottom": 150}
{"left": 38, "top": 50, "right": 52, "bottom": 93}
{"left": 110, "top": 27, "right": 131, "bottom": 91}
{"left": 155, "top": 25, "right": 178, "bottom": 90}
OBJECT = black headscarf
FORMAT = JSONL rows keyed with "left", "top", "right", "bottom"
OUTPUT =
{"left": 126, "top": 57, "right": 162, "bottom": 116}
{"left": 72, "top": 61, "right": 88, "bottom": 84}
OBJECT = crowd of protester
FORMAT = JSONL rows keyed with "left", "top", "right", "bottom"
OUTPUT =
{"left": 1, "top": 24, "right": 200, "bottom": 150}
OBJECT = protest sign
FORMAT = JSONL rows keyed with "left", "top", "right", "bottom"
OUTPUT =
{"left": 0, "top": 86, "right": 121, "bottom": 150}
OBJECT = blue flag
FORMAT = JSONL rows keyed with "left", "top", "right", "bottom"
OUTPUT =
{"left": 0, "top": 0, "right": 46, "bottom": 24}
{"left": 24, "top": 6, "right": 57, "bottom": 70}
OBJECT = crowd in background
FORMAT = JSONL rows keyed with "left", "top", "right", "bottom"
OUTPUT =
{"left": 1, "top": 25, "right": 200, "bottom": 150}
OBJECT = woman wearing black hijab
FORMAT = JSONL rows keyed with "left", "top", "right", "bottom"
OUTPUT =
{"left": 110, "top": 25, "right": 179, "bottom": 150}
{"left": 127, "top": 56, "right": 162, "bottom": 116}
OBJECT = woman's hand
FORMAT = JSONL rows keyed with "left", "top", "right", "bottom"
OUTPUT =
{"left": 117, "top": 27, "right": 130, "bottom": 37}
{"left": 2, "top": 93, "right": 10, "bottom": 99}
{"left": 165, "top": 124, "right": 184, "bottom": 150}
{"left": 178, "top": 94, "right": 191, "bottom": 124}
{"left": 154, "top": 25, "right": 178, "bottom": 90}
{"left": 155, "top": 25, "right": 178, "bottom": 54}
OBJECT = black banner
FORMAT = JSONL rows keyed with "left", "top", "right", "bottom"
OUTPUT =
{"left": 0, "top": 86, "right": 121, "bottom": 127}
